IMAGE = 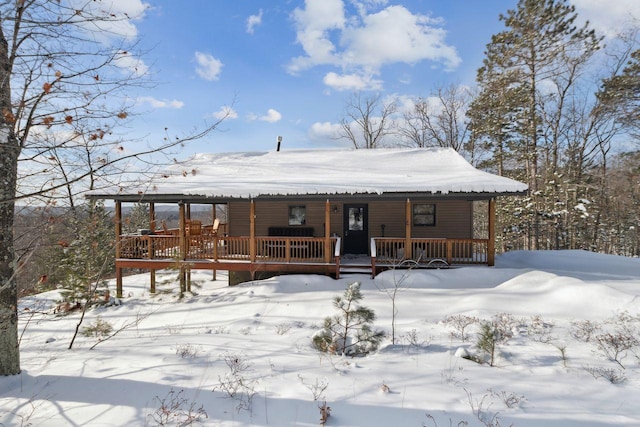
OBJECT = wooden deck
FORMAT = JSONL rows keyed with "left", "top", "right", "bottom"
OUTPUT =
{"left": 116, "top": 234, "right": 489, "bottom": 276}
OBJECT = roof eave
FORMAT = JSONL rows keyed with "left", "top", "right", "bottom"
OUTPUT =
{"left": 86, "top": 189, "right": 528, "bottom": 204}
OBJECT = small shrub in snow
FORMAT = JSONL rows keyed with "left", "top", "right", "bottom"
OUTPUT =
{"left": 275, "top": 323, "right": 292, "bottom": 335}
{"left": 593, "top": 331, "right": 638, "bottom": 368}
{"left": 443, "top": 314, "right": 479, "bottom": 342}
{"left": 298, "top": 374, "right": 328, "bottom": 401}
{"left": 570, "top": 319, "right": 601, "bottom": 342}
{"left": 319, "top": 401, "right": 331, "bottom": 426}
{"left": 212, "top": 326, "right": 228, "bottom": 334}
{"left": 213, "top": 352, "right": 257, "bottom": 413}
{"left": 554, "top": 343, "right": 569, "bottom": 368}
{"left": 465, "top": 388, "right": 511, "bottom": 427}
{"left": 401, "top": 328, "right": 430, "bottom": 350}
{"left": 584, "top": 365, "right": 627, "bottom": 384}
{"left": 312, "top": 282, "right": 384, "bottom": 356}
{"left": 175, "top": 343, "right": 201, "bottom": 359}
{"left": 423, "top": 413, "right": 468, "bottom": 427}
{"left": 474, "top": 314, "right": 515, "bottom": 366}
{"left": 165, "top": 324, "right": 183, "bottom": 335}
{"left": 148, "top": 387, "right": 207, "bottom": 426}
{"left": 526, "top": 315, "right": 555, "bottom": 343}
{"left": 489, "top": 388, "right": 526, "bottom": 409}
{"left": 81, "top": 316, "right": 113, "bottom": 338}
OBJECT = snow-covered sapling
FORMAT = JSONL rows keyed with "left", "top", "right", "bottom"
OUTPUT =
{"left": 474, "top": 314, "right": 515, "bottom": 366}
{"left": 81, "top": 316, "right": 113, "bottom": 337}
{"left": 312, "top": 282, "right": 384, "bottom": 356}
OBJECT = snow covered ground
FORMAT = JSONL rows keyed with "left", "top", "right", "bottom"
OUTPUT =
{"left": 2, "top": 250, "right": 640, "bottom": 427}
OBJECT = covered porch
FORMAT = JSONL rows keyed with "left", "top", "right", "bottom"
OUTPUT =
{"left": 112, "top": 197, "right": 496, "bottom": 297}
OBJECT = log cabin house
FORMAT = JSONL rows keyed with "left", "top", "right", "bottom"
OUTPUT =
{"left": 87, "top": 148, "right": 527, "bottom": 297}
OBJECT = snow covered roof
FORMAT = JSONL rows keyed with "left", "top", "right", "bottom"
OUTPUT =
{"left": 95, "top": 148, "right": 528, "bottom": 201}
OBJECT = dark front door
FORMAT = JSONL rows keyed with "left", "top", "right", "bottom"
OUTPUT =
{"left": 343, "top": 204, "right": 368, "bottom": 254}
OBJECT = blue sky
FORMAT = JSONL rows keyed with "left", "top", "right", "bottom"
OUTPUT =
{"left": 117, "top": 0, "right": 640, "bottom": 156}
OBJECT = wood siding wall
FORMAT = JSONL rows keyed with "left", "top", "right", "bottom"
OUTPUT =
{"left": 228, "top": 199, "right": 473, "bottom": 239}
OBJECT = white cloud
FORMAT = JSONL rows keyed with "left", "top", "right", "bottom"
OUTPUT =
{"left": 69, "top": 0, "right": 150, "bottom": 40}
{"left": 342, "top": 6, "right": 460, "bottom": 71}
{"left": 288, "top": 1, "right": 460, "bottom": 84}
{"left": 259, "top": 109, "right": 282, "bottom": 123}
{"left": 212, "top": 106, "right": 238, "bottom": 120}
{"left": 308, "top": 121, "right": 342, "bottom": 140}
{"left": 195, "top": 52, "right": 223, "bottom": 81}
{"left": 288, "top": 0, "right": 346, "bottom": 74}
{"left": 246, "top": 9, "right": 263, "bottom": 34}
{"left": 323, "top": 72, "right": 382, "bottom": 91}
{"left": 115, "top": 51, "right": 149, "bottom": 76}
{"left": 136, "top": 96, "right": 184, "bottom": 109}
{"left": 571, "top": 0, "right": 640, "bottom": 38}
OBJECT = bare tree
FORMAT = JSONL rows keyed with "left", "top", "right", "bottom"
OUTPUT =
{"left": 398, "top": 84, "right": 472, "bottom": 155}
{"left": 0, "top": 0, "right": 225, "bottom": 375}
{"left": 336, "top": 92, "right": 396, "bottom": 149}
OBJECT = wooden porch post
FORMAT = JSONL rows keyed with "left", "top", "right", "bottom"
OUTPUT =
{"left": 405, "top": 198, "right": 412, "bottom": 259}
{"left": 178, "top": 202, "right": 187, "bottom": 294}
{"left": 250, "top": 200, "right": 256, "bottom": 262}
{"left": 488, "top": 198, "right": 496, "bottom": 266}
{"left": 212, "top": 204, "right": 217, "bottom": 280}
{"left": 149, "top": 202, "right": 156, "bottom": 293}
{"left": 115, "top": 200, "right": 123, "bottom": 298}
{"left": 324, "top": 199, "right": 331, "bottom": 263}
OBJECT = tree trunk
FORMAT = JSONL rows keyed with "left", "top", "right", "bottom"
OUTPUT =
{"left": 0, "top": 21, "right": 20, "bottom": 375}
{"left": 0, "top": 142, "right": 20, "bottom": 375}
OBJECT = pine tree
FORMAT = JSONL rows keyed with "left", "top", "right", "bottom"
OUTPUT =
{"left": 57, "top": 202, "right": 114, "bottom": 308}
{"left": 471, "top": 0, "right": 600, "bottom": 250}
{"left": 123, "top": 203, "right": 151, "bottom": 234}
{"left": 599, "top": 49, "right": 640, "bottom": 136}
{"left": 313, "top": 282, "right": 384, "bottom": 356}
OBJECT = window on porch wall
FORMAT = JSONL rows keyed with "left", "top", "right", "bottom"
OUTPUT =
{"left": 288, "top": 205, "right": 306, "bottom": 225}
{"left": 412, "top": 203, "right": 436, "bottom": 226}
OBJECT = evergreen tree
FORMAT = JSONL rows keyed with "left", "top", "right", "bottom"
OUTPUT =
{"left": 599, "top": 49, "right": 640, "bottom": 137}
{"left": 471, "top": 0, "right": 600, "bottom": 250}
{"left": 313, "top": 282, "right": 384, "bottom": 356}
{"left": 57, "top": 202, "right": 114, "bottom": 308}
{"left": 123, "top": 203, "right": 151, "bottom": 234}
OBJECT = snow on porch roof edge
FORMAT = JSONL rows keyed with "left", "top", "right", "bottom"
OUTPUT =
{"left": 87, "top": 147, "right": 529, "bottom": 201}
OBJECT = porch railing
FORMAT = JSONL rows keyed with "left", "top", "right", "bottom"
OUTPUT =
{"left": 118, "top": 234, "right": 488, "bottom": 266}
{"left": 118, "top": 234, "right": 339, "bottom": 263}
{"left": 371, "top": 237, "right": 489, "bottom": 265}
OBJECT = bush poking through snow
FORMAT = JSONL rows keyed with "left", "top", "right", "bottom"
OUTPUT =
{"left": 298, "top": 375, "right": 328, "bottom": 401}
{"left": 443, "top": 314, "right": 479, "bottom": 342}
{"left": 465, "top": 388, "right": 511, "bottom": 427}
{"left": 148, "top": 387, "right": 208, "bottom": 426}
{"left": 489, "top": 388, "right": 526, "bottom": 409}
{"left": 423, "top": 413, "right": 469, "bottom": 427}
{"left": 593, "top": 331, "right": 638, "bottom": 368}
{"left": 474, "top": 314, "right": 515, "bottom": 366}
{"left": 319, "top": 401, "right": 331, "bottom": 426}
{"left": 312, "top": 282, "right": 384, "bottom": 356}
{"left": 275, "top": 323, "right": 292, "bottom": 335}
{"left": 584, "top": 365, "right": 627, "bottom": 384}
{"left": 526, "top": 315, "right": 555, "bottom": 343}
{"left": 175, "top": 343, "right": 201, "bottom": 359}
{"left": 570, "top": 319, "right": 601, "bottom": 342}
{"left": 81, "top": 316, "right": 113, "bottom": 338}
{"left": 213, "top": 352, "right": 257, "bottom": 413}
{"left": 400, "top": 328, "right": 430, "bottom": 351}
